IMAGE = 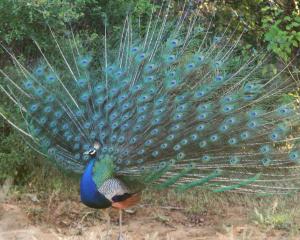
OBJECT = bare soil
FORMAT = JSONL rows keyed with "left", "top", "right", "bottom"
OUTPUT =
{"left": 0, "top": 194, "right": 297, "bottom": 240}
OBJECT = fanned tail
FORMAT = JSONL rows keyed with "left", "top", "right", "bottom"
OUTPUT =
{"left": 1, "top": 4, "right": 300, "bottom": 194}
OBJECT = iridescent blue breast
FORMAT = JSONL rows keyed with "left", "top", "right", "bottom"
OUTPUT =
{"left": 80, "top": 160, "right": 111, "bottom": 209}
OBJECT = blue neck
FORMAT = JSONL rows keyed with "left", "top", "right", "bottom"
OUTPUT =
{"left": 80, "top": 159, "right": 111, "bottom": 209}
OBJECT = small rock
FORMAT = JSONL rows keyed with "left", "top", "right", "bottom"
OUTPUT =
{"left": 124, "top": 209, "right": 136, "bottom": 214}
{"left": 24, "top": 193, "right": 39, "bottom": 203}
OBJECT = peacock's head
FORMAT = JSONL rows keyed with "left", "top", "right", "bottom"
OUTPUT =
{"left": 83, "top": 141, "right": 101, "bottom": 158}
{"left": 80, "top": 142, "right": 112, "bottom": 209}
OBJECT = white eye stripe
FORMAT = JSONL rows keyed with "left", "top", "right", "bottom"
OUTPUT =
{"left": 89, "top": 149, "right": 96, "bottom": 155}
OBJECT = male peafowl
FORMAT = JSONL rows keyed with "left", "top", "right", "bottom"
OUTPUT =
{"left": 1, "top": 3, "right": 300, "bottom": 239}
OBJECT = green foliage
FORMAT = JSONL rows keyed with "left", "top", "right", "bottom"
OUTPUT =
{"left": 0, "top": 0, "right": 155, "bottom": 65}
{"left": 0, "top": 127, "right": 39, "bottom": 184}
{"left": 0, "top": 0, "right": 298, "bottom": 64}
{"left": 198, "top": 0, "right": 300, "bottom": 61}
{"left": 262, "top": 3, "right": 300, "bottom": 61}
{"left": 252, "top": 198, "right": 300, "bottom": 231}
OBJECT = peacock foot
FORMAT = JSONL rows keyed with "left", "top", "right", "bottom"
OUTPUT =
{"left": 117, "top": 209, "right": 125, "bottom": 240}
{"left": 117, "top": 233, "right": 126, "bottom": 240}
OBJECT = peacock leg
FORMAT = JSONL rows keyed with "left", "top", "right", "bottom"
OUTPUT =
{"left": 117, "top": 209, "right": 125, "bottom": 240}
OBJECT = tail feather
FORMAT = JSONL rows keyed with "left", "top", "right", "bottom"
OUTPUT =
{"left": 1, "top": 6, "right": 300, "bottom": 194}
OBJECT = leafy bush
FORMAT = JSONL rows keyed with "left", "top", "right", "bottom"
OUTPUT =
{"left": 262, "top": 4, "right": 300, "bottom": 61}
{"left": 0, "top": 0, "right": 155, "bottom": 66}
{"left": 0, "top": 126, "right": 38, "bottom": 184}
{"left": 197, "top": 0, "right": 300, "bottom": 61}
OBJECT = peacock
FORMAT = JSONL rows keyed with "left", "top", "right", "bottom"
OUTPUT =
{"left": 1, "top": 3, "right": 300, "bottom": 239}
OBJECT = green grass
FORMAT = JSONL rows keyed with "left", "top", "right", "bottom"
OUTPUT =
{"left": 251, "top": 196, "right": 300, "bottom": 233}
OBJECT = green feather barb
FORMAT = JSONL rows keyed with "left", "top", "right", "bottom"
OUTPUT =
{"left": 92, "top": 155, "right": 115, "bottom": 188}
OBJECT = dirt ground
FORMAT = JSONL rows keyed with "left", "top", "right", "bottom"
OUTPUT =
{"left": 0, "top": 195, "right": 297, "bottom": 240}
